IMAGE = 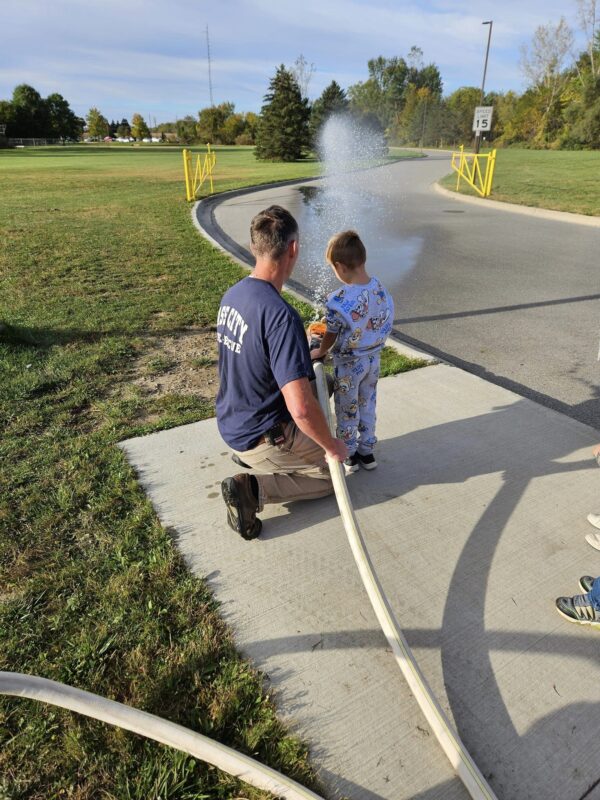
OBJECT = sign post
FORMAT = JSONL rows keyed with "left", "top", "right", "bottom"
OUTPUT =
{"left": 473, "top": 106, "right": 493, "bottom": 154}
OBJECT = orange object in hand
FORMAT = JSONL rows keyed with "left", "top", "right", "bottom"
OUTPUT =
{"left": 307, "top": 321, "right": 327, "bottom": 339}
{"left": 307, "top": 321, "right": 327, "bottom": 353}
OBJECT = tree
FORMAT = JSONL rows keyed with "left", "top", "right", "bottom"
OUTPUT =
{"left": 46, "top": 93, "right": 82, "bottom": 139}
{"left": 347, "top": 77, "right": 385, "bottom": 124}
{"left": 445, "top": 87, "right": 481, "bottom": 142}
{"left": 0, "top": 85, "right": 82, "bottom": 138}
{"left": 116, "top": 118, "right": 131, "bottom": 138}
{"left": 244, "top": 112, "right": 259, "bottom": 141}
{"left": 290, "top": 54, "right": 315, "bottom": 98}
{"left": 11, "top": 84, "right": 48, "bottom": 137}
{"left": 175, "top": 115, "right": 198, "bottom": 144}
{"left": 255, "top": 65, "right": 310, "bottom": 161}
{"left": 310, "top": 80, "right": 349, "bottom": 142}
{"left": 197, "top": 102, "right": 234, "bottom": 142}
{"left": 348, "top": 51, "right": 443, "bottom": 132}
{"left": 131, "top": 113, "right": 150, "bottom": 140}
{"left": 86, "top": 107, "right": 109, "bottom": 139}
{"left": 576, "top": 0, "right": 599, "bottom": 80}
{"left": 0, "top": 100, "right": 14, "bottom": 134}
{"left": 220, "top": 112, "right": 246, "bottom": 144}
{"left": 519, "top": 17, "right": 574, "bottom": 142}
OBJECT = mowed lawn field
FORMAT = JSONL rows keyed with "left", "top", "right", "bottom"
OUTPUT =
{"left": 440, "top": 147, "right": 600, "bottom": 216}
{"left": 0, "top": 144, "right": 423, "bottom": 800}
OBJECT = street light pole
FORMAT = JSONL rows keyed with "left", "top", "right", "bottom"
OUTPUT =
{"left": 475, "top": 20, "right": 493, "bottom": 154}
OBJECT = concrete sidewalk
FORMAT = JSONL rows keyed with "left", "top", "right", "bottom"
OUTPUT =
{"left": 121, "top": 364, "right": 600, "bottom": 800}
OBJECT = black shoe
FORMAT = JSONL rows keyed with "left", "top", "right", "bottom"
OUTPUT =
{"left": 344, "top": 453, "right": 360, "bottom": 474}
{"left": 221, "top": 474, "right": 261, "bottom": 540}
{"left": 357, "top": 452, "right": 377, "bottom": 470}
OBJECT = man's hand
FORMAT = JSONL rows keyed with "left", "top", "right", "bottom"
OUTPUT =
{"left": 325, "top": 437, "right": 348, "bottom": 462}
{"left": 310, "top": 348, "right": 324, "bottom": 361}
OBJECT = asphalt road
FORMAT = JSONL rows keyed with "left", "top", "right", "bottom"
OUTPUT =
{"left": 201, "top": 154, "right": 600, "bottom": 429}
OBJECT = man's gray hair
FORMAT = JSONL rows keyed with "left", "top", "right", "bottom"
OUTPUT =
{"left": 250, "top": 205, "right": 298, "bottom": 260}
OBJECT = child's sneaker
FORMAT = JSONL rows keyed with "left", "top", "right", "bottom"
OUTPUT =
{"left": 580, "top": 575, "right": 596, "bottom": 593}
{"left": 344, "top": 453, "right": 360, "bottom": 474}
{"left": 555, "top": 592, "right": 600, "bottom": 627}
{"left": 357, "top": 452, "right": 377, "bottom": 470}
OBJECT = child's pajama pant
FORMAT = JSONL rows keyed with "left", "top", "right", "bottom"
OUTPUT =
{"left": 333, "top": 354, "right": 380, "bottom": 455}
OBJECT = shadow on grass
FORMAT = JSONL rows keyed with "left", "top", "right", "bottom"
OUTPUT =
{"left": 0, "top": 322, "right": 217, "bottom": 349}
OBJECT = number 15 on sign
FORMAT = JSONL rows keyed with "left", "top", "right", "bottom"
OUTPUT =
{"left": 473, "top": 106, "right": 494, "bottom": 132}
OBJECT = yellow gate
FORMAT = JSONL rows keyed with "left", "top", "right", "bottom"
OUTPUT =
{"left": 183, "top": 144, "right": 216, "bottom": 201}
{"left": 451, "top": 145, "right": 497, "bottom": 198}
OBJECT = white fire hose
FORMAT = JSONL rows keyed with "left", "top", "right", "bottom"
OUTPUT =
{"left": 313, "top": 361, "right": 497, "bottom": 800}
{"left": 0, "top": 671, "right": 324, "bottom": 800}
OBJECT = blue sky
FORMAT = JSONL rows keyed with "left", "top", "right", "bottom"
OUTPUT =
{"left": 2, "top": 0, "right": 586, "bottom": 124}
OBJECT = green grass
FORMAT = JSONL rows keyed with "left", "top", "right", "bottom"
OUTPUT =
{"left": 0, "top": 144, "right": 422, "bottom": 799}
{"left": 380, "top": 347, "right": 428, "bottom": 377}
{"left": 439, "top": 148, "right": 600, "bottom": 216}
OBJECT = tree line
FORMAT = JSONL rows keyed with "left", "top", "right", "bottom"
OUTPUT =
{"left": 254, "top": 11, "right": 600, "bottom": 160}
{"left": 1, "top": 2, "right": 598, "bottom": 153}
{"left": 0, "top": 85, "right": 83, "bottom": 140}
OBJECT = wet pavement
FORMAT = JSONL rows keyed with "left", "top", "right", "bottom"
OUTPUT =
{"left": 204, "top": 154, "right": 600, "bottom": 429}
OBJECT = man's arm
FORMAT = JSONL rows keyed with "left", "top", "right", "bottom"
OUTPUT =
{"left": 281, "top": 377, "right": 347, "bottom": 462}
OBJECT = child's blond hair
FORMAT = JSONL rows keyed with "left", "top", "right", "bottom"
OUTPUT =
{"left": 325, "top": 230, "right": 366, "bottom": 269}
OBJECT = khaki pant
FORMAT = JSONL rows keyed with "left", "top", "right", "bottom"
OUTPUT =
{"left": 233, "top": 420, "right": 333, "bottom": 511}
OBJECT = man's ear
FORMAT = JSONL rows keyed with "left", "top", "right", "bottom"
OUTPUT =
{"left": 289, "top": 238, "right": 299, "bottom": 258}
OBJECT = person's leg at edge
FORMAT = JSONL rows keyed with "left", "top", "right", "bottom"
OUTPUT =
{"left": 589, "top": 577, "right": 600, "bottom": 610}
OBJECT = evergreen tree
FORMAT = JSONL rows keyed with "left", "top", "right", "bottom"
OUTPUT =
{"left": 255, "top": 65, "right": 310, "bottom": 161}
{"left": 310, "top": 80, "right": 349, "bottom": 143}
{"left": 117, "top": 118, "right": 131, "bottom": 138}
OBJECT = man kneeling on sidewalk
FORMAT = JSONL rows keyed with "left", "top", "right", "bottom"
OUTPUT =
{"left": 215, "top": 205, "right": 347, "bottom": 539}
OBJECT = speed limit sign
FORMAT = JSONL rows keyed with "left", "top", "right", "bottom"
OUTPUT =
{"left": 473, "top": 106, "right": 493, "bottom": 132}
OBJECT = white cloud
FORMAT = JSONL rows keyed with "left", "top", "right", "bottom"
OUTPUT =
{"left": 1, "top": 0, "right": 589, "bottom": 118}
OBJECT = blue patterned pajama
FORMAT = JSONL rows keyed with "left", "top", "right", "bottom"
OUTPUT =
{"left": 333, "top": 354, "right": 380, "bottom": 455}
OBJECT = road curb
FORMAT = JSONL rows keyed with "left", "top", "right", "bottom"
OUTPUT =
{"left": 434, "top": 181, "right": 600, "bottom": 227}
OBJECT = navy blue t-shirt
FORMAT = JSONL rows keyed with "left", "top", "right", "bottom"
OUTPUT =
{"left": 216, "top": 277, "right": 313, "bottom": 451}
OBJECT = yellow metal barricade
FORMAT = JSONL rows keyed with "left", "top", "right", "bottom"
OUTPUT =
{"left": 451, "top": 145, "right": 496, "bottom": 198}
{"left": 183, "top": 144, "right": 216, "bottom": 201}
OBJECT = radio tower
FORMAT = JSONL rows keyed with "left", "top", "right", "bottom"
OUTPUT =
{"left": 206, "top": 25, "right": 214, "bottom": 107}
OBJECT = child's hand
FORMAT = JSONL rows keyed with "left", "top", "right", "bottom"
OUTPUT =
{"left": 310, "top": 348, "right": 324, "bottom": 361}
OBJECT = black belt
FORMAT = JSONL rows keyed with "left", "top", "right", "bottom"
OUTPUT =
{"left": 256, "top": 421, "right": 286, "bottom": 447}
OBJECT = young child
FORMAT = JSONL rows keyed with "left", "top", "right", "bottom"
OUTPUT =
{"left": 311, "top": 230, "right": 394, "bottom": 472}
